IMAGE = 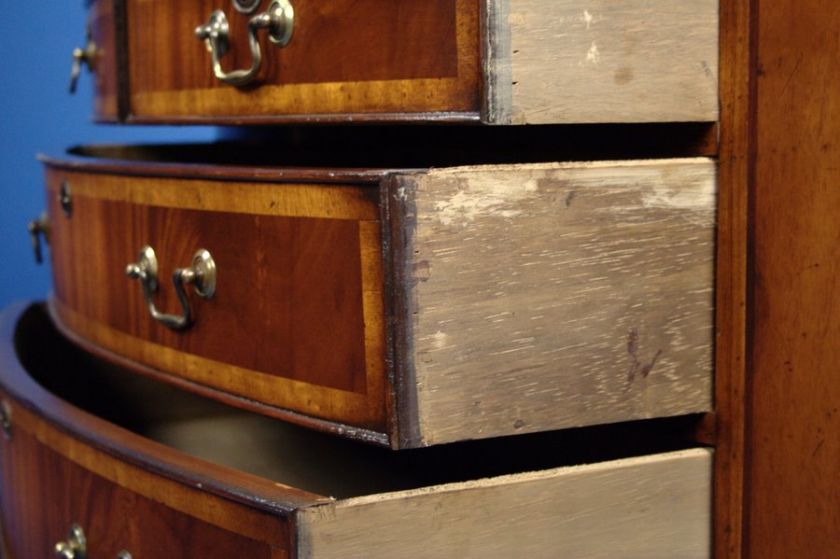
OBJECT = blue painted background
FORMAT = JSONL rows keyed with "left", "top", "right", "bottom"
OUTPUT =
{"left": 0, "top": 4, "right": 216, "bottom": 309}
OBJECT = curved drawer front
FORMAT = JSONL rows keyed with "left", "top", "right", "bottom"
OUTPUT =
{"left": 44, "top": 164, "right": 389, "bottom": 440}
{"left": 42, "top": 153, "right": 715, "bottom": 448}
{"left": 84, "top": 1, "right": 717, "bottom": 123}
{"left": 0, "top": 302, "right": 712, "bottom": 558}
{"left": 126, "top": 0, "right": 481, "bottom": 122}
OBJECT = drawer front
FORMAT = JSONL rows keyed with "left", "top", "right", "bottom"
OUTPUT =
{"left": 125, "top": 0, "right": 481, "bottom": 122}
{"left": 0, "top": 412, "right": 285, "bottom": 558}
{"left": 87, "top": 1, "right": 717, "bottom": 124}
{"left": 90, "top": 0, "right": 121, "bottom": 121}
{"left": 44, "top": 168, "right": 388, "bottom": 437}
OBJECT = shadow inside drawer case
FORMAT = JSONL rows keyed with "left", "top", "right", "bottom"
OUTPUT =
{"left": 16, "top": 303, "right": 706, "bottom": 500}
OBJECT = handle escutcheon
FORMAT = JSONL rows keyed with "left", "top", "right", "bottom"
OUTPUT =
{"left": 126, "top": 246, "right": 216, "bottom": 331}
{"left": 195, "top": 0, "right": 294, "bottom": 87}
{"left": 28, "top": 212, "right": 50, "bottom": 265}
{"left": 54, "top": 524, "right": 86, "bottom": 559}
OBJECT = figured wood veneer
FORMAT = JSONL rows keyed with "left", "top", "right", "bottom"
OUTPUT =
{"left": 45, "top": 168, "right": 388, "bottom": 435}
{"left": 125, "top": 0, "right": 481, "bottom": 121}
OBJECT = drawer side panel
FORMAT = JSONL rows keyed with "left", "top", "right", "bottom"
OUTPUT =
{"left": 486, "top": 0, "right": 719, "bottom": 123}
{"left": 392, "top": 159, "right": 716, "bottom": 446}
{"left": 298, "top": 449, "right": 712, "bottom": 559}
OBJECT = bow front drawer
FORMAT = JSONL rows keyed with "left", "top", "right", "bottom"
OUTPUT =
{"left": 0, "top": 302, "right": 712, "bottom": 558}
{"left": 38, "top": 144, "right": 715, "bottom": 448}
{"left": 82, "top": 0, "right": 718, "bottom": 124}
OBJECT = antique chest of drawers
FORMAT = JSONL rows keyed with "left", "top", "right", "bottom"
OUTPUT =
{"left": 2, "top": 0, "right": 730, "bottom": 556}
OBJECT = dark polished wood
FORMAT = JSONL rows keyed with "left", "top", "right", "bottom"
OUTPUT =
{"left": 125, "top": 0, "right": 480, "bottom": 121}
{"left": 89, "top": 0, "right": 120, "bottom": 122}
{"left": 43, "top": 165, "right": 388, "bottom": 435}
{"left": 0, "top": 428, "right": 283, "bottom": 558}
{"left": 714, "top": 0, "right": 753, "bottom": 556}
{"left": 744, "top": 0, "right": 840, "bottom": 556}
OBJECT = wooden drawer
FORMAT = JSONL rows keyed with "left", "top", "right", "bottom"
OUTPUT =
{"left": 39, "top": 140, "right": 715, "bottom": 448}
{"left": 0, "top": 302, "right": 712, "bottom": 558}
{"left": 84, "top": 0, "right": 718, "bottom": 124}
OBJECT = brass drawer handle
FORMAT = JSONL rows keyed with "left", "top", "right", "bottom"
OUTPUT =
{"left": 195, "top": 0, "right": 294, "bottom": 87}
{"left": 54, "top": 524, "right": 86, "bottom": 559}
{"left": 27, "top": 212, "right": 50, "bottom": 265}
{"left": 125, "top": 245, "right": 217, "bottom": 331}
{"left": 69, "top": 26, "right": 97, "bottom": 94}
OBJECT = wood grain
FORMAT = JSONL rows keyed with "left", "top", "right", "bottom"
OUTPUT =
{"left": 714, "top": 0, "right": 754, "bottom": 556}
{"left": 44, "top": 167, "right": 388, "bottom": 433}
{"left": 0, "top": 425, "right": 281, "bottom": 558}
{"left": 745, "top": 0, "right": 840, "bottom": 556}
{"left": 297, "top": 448, "right": 713, "bottom": 559}
{"left": 89, "top": 0, "right": 120, "bottom": 121}
{"left": 389, "top": 159, "right": 716, "bottom": 446}
{"left": 484, "top": 0, "right": 719, "bottom": 124}
{"left": 125, "top": 0, "right": 480, "bottom": 121}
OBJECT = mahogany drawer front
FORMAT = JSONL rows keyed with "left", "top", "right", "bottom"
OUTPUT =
{"left": 43, "top": 165, "right": 389, "bottom": 439}
{"left": 86, "top": 0, "right": 717, "bottom": 124}
{"left": 0, "top": 302, "right": 713, "bottom": 558}
{"left": 41, "top": 151, "right": 715, "bottom": 448}
{"left": 88, "top": 0, "right": 121, "bottom": 121}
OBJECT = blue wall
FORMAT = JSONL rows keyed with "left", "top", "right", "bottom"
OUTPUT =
{"left": 0, "top": 4, "right": 216, "bottom": 309}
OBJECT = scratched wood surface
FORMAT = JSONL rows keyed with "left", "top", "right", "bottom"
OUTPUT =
{"left": 297, "top": 449, "right": 713, "bottom": 559}
{"left": 389, "top": 159, "right": 716, "bottom": 446}
{"left": 483, "top": 0, "right": 719, "bottom": 124}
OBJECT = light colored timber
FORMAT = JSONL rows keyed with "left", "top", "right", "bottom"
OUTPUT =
{"left": 484, "top": 0, "right": 719, "bottom": 123}
{"left": 297, "top": 448, "right": 712, "bottom": 559}
{"left": 393, "top": 159, "right": 715, "bottom": 446}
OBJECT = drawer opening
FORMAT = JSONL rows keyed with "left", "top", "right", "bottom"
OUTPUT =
{"left": 15, "top": 303, "right": 709, "bottom": 499}
{"left": 63, "top": 122, "right": 716, "bottom": 172}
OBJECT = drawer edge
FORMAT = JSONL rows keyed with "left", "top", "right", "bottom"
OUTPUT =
{"left": 296, "top": 448, "right": 713, "bottom": 559}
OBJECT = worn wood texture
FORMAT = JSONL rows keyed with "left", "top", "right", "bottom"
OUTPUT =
{"left": 484, "top": 0, "right": 719, "bottom": 124}
{"left": 744, "top": 0, "right": 840, "bottom": 556}
{"left": 297, "top": 448, "right": 712, "bottom": 559}
{"left": 125, "top": 0, "right": 480, "bottom": 121}
{"left": 44, "top": 167, "right": 388, "bottom": 434}
{"left": 390, "top": 159, "right": 715, "bottom": 446}
{"left": 714, "top": 0, "right": 753, "bottom": 556}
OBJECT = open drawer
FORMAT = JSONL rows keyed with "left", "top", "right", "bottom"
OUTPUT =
{"left": 77, "top": 0, "right": 718, "bottom": 124}
{"left": 0, "top": 302, "right": 712, "bottom": 558}
{"left": 35, "top": 134, "right": 716, "bottom": 448}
